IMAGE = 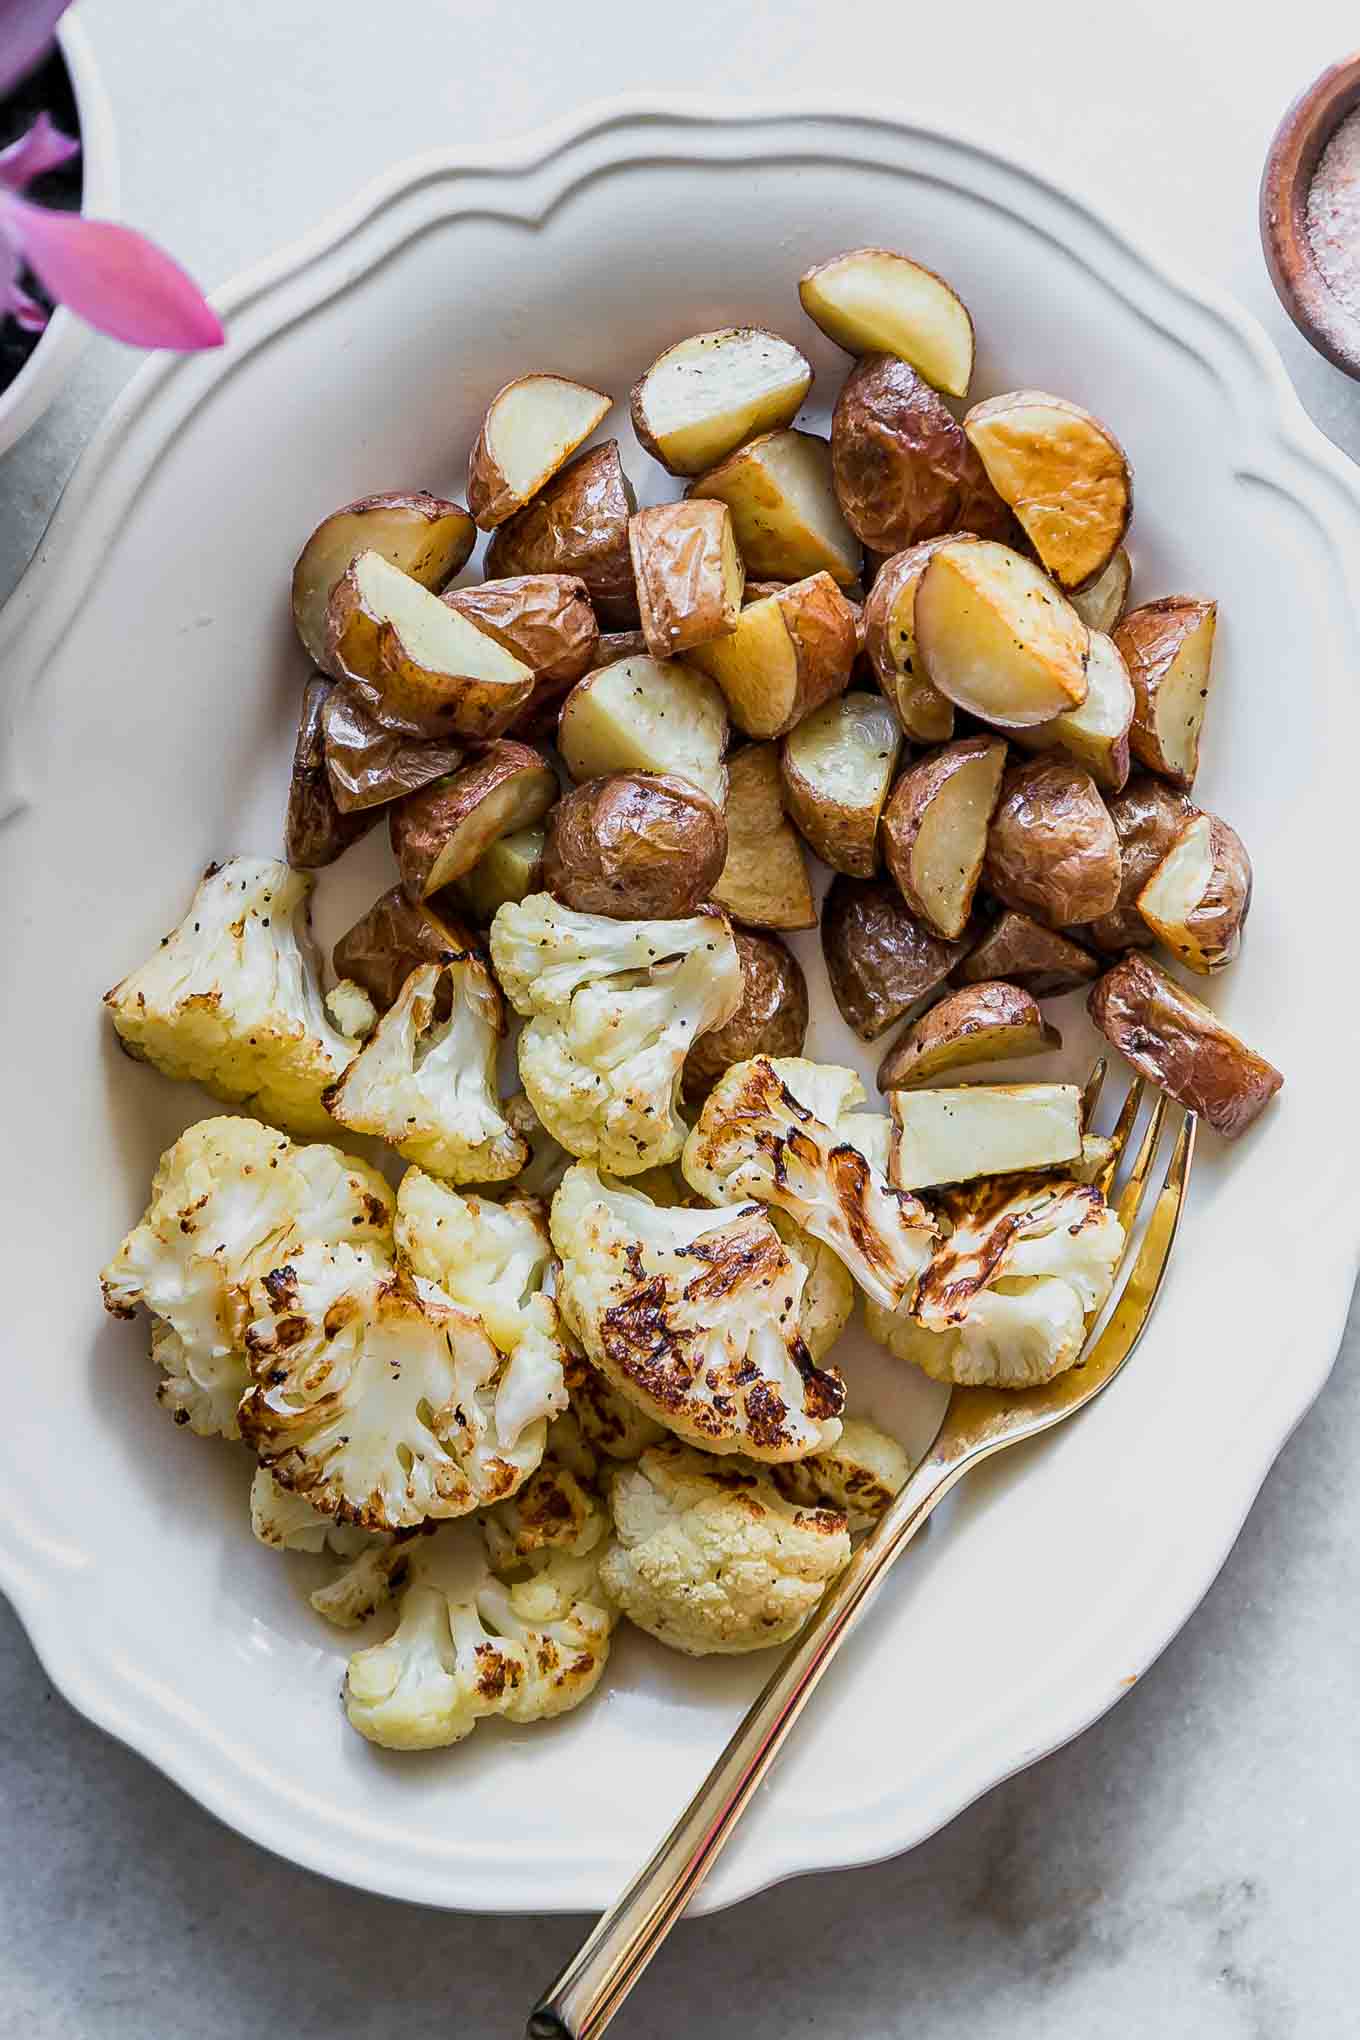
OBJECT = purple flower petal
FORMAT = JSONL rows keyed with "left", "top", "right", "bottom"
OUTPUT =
{"left": 0, "top": 114, "right": 80, "bottom": 193}
{"left": 0, "top": 0, "right": 71, "bottom": 99}
{"left": 0, "top": 196, "right": 224, "bottom": 349}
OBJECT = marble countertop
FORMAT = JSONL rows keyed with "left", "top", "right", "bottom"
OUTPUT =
{"left": 4, "top": 2, "right": 1359, "bottom": 2032}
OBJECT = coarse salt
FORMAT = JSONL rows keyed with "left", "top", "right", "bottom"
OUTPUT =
{"left": 1306, "top": 106, "right": 1360, "bottom": 319}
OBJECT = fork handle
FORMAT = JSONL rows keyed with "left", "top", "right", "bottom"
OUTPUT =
{"left": 527, "top": 1446, "right": 970, "bottom": 2040}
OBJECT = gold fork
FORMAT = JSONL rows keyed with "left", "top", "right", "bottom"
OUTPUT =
{"left": 528, "top": 1066, "right": 1195, "bottom": 2040}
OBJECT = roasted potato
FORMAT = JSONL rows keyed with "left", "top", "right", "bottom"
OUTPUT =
{"left": 799, "top": 247, "right": 975, "bottom": 398}
{"left": 829, "top": 355, "right": 1013, "bottom": 555}
{"left": 880, "top": 735, "right": 1007, "bottom": 939}
{"left": 629, "top": 500, "right": 744, "bottom": 657}
{"left": 684, "top": 571, "right": 857, "bottom": 740}
{"left": 1084, "top": 775, "right": 1199, "bottom": 952}
{"left": 441, "top": 574, "right": 598, "bottom": 740}
{"left": 914, "top": 538, "right": 1089, "bottom": 729}
{"left": 485, "top": 439, "right": 638, "bottom": 626}
{"left": 325, "top": 550, "right": 535, "bottom": 738}
{"left": 984, "top": 755, "right": 1122, "bottom": 927}
{"left": 954, "top": 909, "right": 1098, "bottom": 997}
{"left": 1136, "top": 810, "right": 1251, "bottom": 973}
{"left": 1113, "top": 598, "right": 1217, "bottom": 789}
{"left": 681, "top": 929, "right": 809, "bottom": 1100}
{"left": 1010, "top": 628, "right": 1134, "bottom": 792}
{"left": 1088, "top": 954, "right": 1282, "bottom": 1138}
{"left": 542, "top": 772, "right": 727, "bottom": 919}
{"left": 630, "top": 328, "right": 812, "bottom": 477}
{"left": 466, "top": 374, "right": 612, "bottom": 529}
{"left": 291, "top": 492, "right": 475, "bottom": 671}
{"left": 283, "top": 676, "right": 379, "bottom": 867}
{"left": 556, "top": 653, "right": 728, "bottom": 807}
{"left": 889, "top": 1081, "right": 1083, "bottom": 1190}
{"left": 877, "top": 979, "right": 1060, "bottom": 1090}
{"left": 332, "top": 886, "right": 468, "bottom": 1014}
{"left": 821, "top": 875, "right": 966, "bottom": 1041}
{"left": 689, "top": 429, "right": 861, "bottom": 586}
{"left": 963, "top": 390, "right": 1132, "bottom": 592}
{"left": 588, "top": 629, "right": 649, "bottom": 669}
{"left": 860, "top": 534, "right": 974, "bottom": 743}
{"left": 779, "top": 691, "right": 901, "bottom": 877}
{"left": 389, "top": 743, "right": 557, "bottom": 900}
{"left": 321, "top": 681, "right": 464, "bottom": 812}
{"left": 455, "top": 826, "right": 546, "bottom": 923}
{"left": 1070, "top": 545, "right": 1132, "bottom": 635}
{"left": 711, "top": 744, "right": 816, "bottom": 930}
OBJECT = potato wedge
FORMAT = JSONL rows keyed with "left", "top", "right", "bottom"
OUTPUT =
{"left": 984, "top": 755, "right": 1122, "bottom": 927}
{"left": 1010, "top": 628, "right": 1133, "bottom": 792}
{"left": 556, "top": 654, "right": 728, "bottom": 807}
{"left": 711, "top": 743, "right": 816, "bottom": 930}
{"left": 389, "top": 743, "right": 558, "bottom": 900}
{"left": 629, "top": 500, "right": 744, "bottom": 657}
{"left": 860, "top": 534, "right": 975, "bottom": 743}
{"left": 830, "top": 355, "right": 1014, "bottom": 555}
{"left": 1113, "top": 597, "right": 1217, "bottom": 789}
{"left": 688, "top": 429, "right": 861, "bottom": 586}
{"left": 682, "top": 929, "right": 809, "bottom": 1101}
{"left": 778, "top": 690, "right": 900, "bottom": 877}
{"left": 441, "top": 573, "right": 598, "bottom": 715}
{"left": 455, "top": 826, "right": 546, "bottom": 924}
{"left": 914, "top": 538, "right": 1089, "bottom": 729}
{"left": 684, "top": 571, "right": 857, "bottom": 741}
{"left": 332, "top": 886, "right": 469, "bottom": 1014}
{"left": 588, "top": 629, "right": 648, "bottom": 669}
{"left": 1088, "top": 954, "right": 1282, "bottom": 1139}
{"left": 889, "top": 1081, "right": 1083, "bottom": 1189}
{"left": 877, "top": 980, "right": 1061, "bottom": 1091}
{"left": 821, "top": 875, "right": 966, "bottom": 1041}
{"left": 542, "top": 772, "right": 727, "bottom": 919}
{"left": 630, "top": 328, "right": 812, "bottom": 477}
{"left": 283, "top": 676, "right": 379, "bottom": 867}
{"left": 954, "top": 910, "right": 1098, "bottom": 998}
{"left": 1136, "top": 811, "right": 1251, "bottom": 974}
{"left": 881, "top": 735, "right": 1007, "bottom": 940}
{"left": 1070, "top": 544, "right": 1131, "bottom": 635}
{"left": 799, "top": 248, "right": 975, "bottom": 398}
{"left": 466, "top": 374, "right": 611, "bottom": 529}
{"left": 321, "top": 681, "right": 464, "bottom": 812}
{"left": 1084, "top": 774, "right": 1199, "bottom": 952}
{"left": 485, "top": 440, "right": 638, "bottom": 625}
{"left": 963, "top": 390, "right": 1132, "bottom": 592}
{"left": 291, "top": 492, "right": 475, "bottom": 671}
{"left": 325, "top": 550, "right": 535, "bottom": 738}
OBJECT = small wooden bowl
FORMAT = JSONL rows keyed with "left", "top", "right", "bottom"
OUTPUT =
{"left": 1262, "top": 51, "right": 1360, "bottom": 378}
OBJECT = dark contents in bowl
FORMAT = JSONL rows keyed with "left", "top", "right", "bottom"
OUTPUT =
{"left": 1, "top": 46, "right": 83, "bottom": 400}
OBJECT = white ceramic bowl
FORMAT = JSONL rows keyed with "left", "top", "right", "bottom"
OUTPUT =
{"left": 0, "top": 17, "right": 119, "bottom": 458}
{"left": 1, "top": 103, "right": 1357, "bottom": 1917}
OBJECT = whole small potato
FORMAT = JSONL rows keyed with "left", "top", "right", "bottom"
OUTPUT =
{"left": 542, "top": 772, "right": 727, "bottom": 919}
{"left": 682, "top": 929, "right": 809, "bottom": 1100}
{"left": 984, "top": 754, "right": 1122, "bottom": 927}
{"left": 830, "top": 355, "right": 1015, "bottom": 555}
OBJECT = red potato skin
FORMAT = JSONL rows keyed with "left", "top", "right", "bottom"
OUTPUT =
{"left": 821, "top": 876, "right": 967, "bottom": 1040}
{"left": 681, "top": 929, "right": 809, "bottom": 1100}
{"left": 389, "top": 742, "right": 557, "bottom": 901}
{"left": 1084, "top": 775, "right": 1199, "bottom": 952}
{"left": 1088, "top": 954, "right": 1282, "bottom": 1139}
{"left": 331, "top": 886, "right": 471, "bottom": 1015}
{"left": 953, "top": 910, "right": 1099, "bottom": 997}
{"left": 542, "top": 772, "right": 727, "bottom": 919}
{"left": 442, "top": 574, "right": 599, "bottom": 740}
{"left": 830, "top": 356, "right": 1017, "bottom": 556}
{"left": 484, "top": 440, "right": 638, "bottom": 626}
{"left": 284, "top": 676, "right": 380, "bottom": 867}
{"left": 984, "top": 755, "right": 1122, "bottom": 927}
{"left": 321, "top": 681, "right": 464, "bottom": 812}
{"left": 1113, "top": 598, "right": 1217, "bottom": 789}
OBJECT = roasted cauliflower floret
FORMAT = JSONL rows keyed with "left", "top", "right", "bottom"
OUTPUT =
{"left": 771, "top": 1418, "right": 913, "bottom": 1531}
{"left": 104, "top": 859, "right": 356, "bottom": 1136}
{"left": 489, "top": 894, "right": 742, "bottom": 1175}
{"left": 249, "top": 1466, "right": 411, "bottom": 1629}
{"left": 324, "top": 978, "right": 379, "bottom": 1040}
{"left": 324, "top": 956, "right": 527, "bottom": 1183}
{"left": 769, "top": 1212, "right": 855, "bottom": 1363}
{"left": 683, "top": 1057, "right": 937, "bottom": 1312}
{"left": 865, "top": 1176, "right": 1124, "bottom": 1389}
{"left": 100, "top": 1116, "right": 394, "bottom": 1437}
{"left": 480, "top": 1453, "right": 608, "bottom": 1575}
{"left": 564, "top": 1351, "right": 667, "bottom": 1463}
{"left": 240, "top": 1242, "right": 547, "bottom": 1530}
{"left": 600, "top": 1440, "right": 851, "bottom": 1655}
{"left": 497, "top": 1091, "right": 571, "bottom": 1199}
{"left": 551, "top": 1164, "right": 844, "bottom": 1462}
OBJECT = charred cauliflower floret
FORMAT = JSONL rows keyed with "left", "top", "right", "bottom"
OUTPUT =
{"left": 770, "top": 1418, "right": 913, "bottom": 1531}
{"left": 564, "top": 1351, "right": 667, "bottom": 1463}
{"left": 100, "top": 1116, "right": 394, "bottom": 1437}
{"left": 769, "top": 1212, "right": 855, "bottom": 1363}
{"left": 240, "top": 1241, "right": 548, "bottom": 1530}
{"left": 600, "top": 1439, "right": 851, "bottom": 1655}
{"left": 104, "top": 859, "right": 357, "bottom": 1136}
{"left": 865, "top": 1176, "right": 1124, "bottom": 1389}
{"left": 550, "top": 1163, "right": 844, "bottom": 1463}
{"left": 489, "top": 894, "right": 743, "bottom": 1175}
{"left": 683, "top": 1057, "right": 937, "bottom": 1312}
{"left": 249, "top": 1466, "right": 411, "bottom": 1629}
{"left": 324, "top": 956, "right": 527, "bottom": 1183}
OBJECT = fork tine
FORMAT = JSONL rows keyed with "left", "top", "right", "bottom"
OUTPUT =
{"left": 1112, "top": 1091, "right": 1171, "bottom": 1244}
{"left": 1080, "top": 1056, "right": 1108, "bottom": 1125}
{"left": 1083, "top": 1110, "right": 1197, "bottom": 1371}
{"left": 1094, "top": 1074, "right": 1147, "bottom": 1200}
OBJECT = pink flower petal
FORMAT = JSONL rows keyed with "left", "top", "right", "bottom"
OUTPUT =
{"left": 0, "top": 114, "right": 80, "bottom": 192}
{"left": 0, "top": 196, "right": 224, "bottom": 349}
{"left": 0, "top": 228, "right": 45, "bottom": 329}
{"left": 0, "top": 0, "right": 70, "bottom": 98}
